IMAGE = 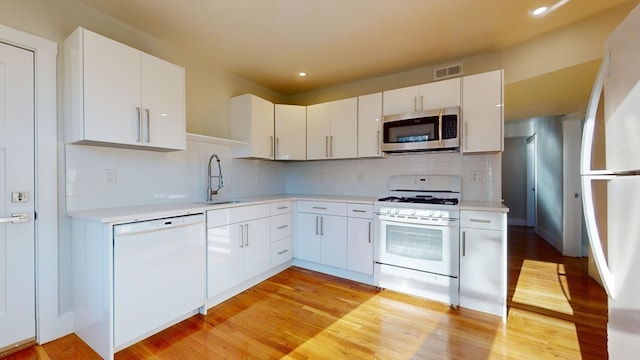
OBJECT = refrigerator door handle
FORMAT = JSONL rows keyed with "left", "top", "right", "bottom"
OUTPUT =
{"left": 580, "top": 52, "right": 616, "bottom": 298}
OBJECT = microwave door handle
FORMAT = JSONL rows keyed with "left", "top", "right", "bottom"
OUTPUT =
{"left": 438, "top": 111, "right": 443, "bottom": 146}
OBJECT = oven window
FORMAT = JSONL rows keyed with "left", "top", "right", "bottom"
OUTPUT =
{"left": 386, "top": 225, "right": 443, "bottom": 261}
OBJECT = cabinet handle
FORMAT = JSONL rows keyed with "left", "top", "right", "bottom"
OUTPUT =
{"left": 462, "top": 231, "right": 466, "bottom": 257}
{"left": 330, "top": 136, "right": 334, "bottom": 157}
{"left": 320, "top": 216, "right": 324, "bottom": 236}
{"left": 312, "top": 206, "right": 327, "bottom": 210}
{"left": 277, "top": 224, "right": 288, "bottom": 230}
{"left": 368, "top": 221, "right": 372, "bottom": 243}
{"left": 244, "top": 223, "right": 249, "bottom": 247}
{"left": 413, "top": 97, "right": 417, "bottom": 112}
{"left": 270, "top": 136, "right": 274, "bottom": 158}
{"left": 239, "top": 224, "right": 245, "bottom": 248}
{"left": 438, "top": 110, "right": 443, "bottom": 146}
{"left": 145, "top": 108, "right": 151, "bottom": 143}
{"left": 277, "top": 249, "right": 289, "bottom": 255}
{"left": 420, "top": 95, "right": 424, "bottom": 111}
{"left": 276, "top": 137, "right": 279, "bottom": 159}
{"left": 352, "top": 209, "right": 366, "bottom": 213}
{"left": 136, "top": 107, "right": 142, "bottom": 142}
{"left": 276, "top": 206, "right": 288, "bottom": 210}
{"left": 470, "top": 218, "right": 492, "bottom": 224}
{"left": 464, "top": 122, "right": 468, "bottom": 151}
{"left": 325, "top": 136, "right": 329, "bottom": 158}
{"left": 315, "top": 216, "right": 319, "bottom": 235}
{"left": 377, "top": 130, "right": 381, "bottom": 154}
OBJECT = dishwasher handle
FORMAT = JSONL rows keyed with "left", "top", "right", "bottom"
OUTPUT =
{"left": 114, "top": 214, "right": 205, "bottom": 237}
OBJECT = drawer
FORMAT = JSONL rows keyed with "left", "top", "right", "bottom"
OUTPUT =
{"left": 347, "top": 203, "right": 373, "bottom": 219}
{"left": 207, "top": 203, "right": 270, "bottom": 228}
{"left": 460, "top": 210, "right": 504, "bottom": 231}
{"left": 297, "top": 201, "right": 347, "bottom": 216}
{"left": 271, "top": 213, "right": 292, "bottom": 240}
{"left": 270, "top": 201, "right": 292, "bottom": 216}
{"left": 271, "top": 237, "right": 292, "bottom": 267}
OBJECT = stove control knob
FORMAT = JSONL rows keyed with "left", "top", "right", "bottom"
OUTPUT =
{"left": 394, "top": 208, "right": 400, "bottom": 214}
{"left": 411, "top": 209, "right": 416, "bottom": 215}
{"left": 433, "top": 211, "right": 442, "bottom": 217}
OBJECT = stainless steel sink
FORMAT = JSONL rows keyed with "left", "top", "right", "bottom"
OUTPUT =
{"left": 193, "top": 200, "right": 243, "bottom": 206}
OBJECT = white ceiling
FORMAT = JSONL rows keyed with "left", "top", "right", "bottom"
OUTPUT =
{"left": 75, "top": 0, "right": 634, "bottom": 120}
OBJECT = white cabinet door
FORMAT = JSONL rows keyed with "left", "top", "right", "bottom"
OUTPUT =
{"left": 319, "top": 215, "right": 348, "bottom": 269}
{"left": 207, "top": 223, "right": 244, "bottom": 297}
{"left": 358, "top": 93, "right": 383, "bottom": 158}
{"left": 329, "top": 97, "right": 358, "bottom": 159}
{"left": 459, "top": 227, "right": 503, "bottom": 316}
{"left": 65, "top": 27, "right": 186, "bottom": 150}
{"left": 242, "top": 217, "right": 271, "bottom": 281}
{"left": 140, "top": 53, "right": 186, "bottom": 150}
{"left": 462, "top": 70, "right": 503, "bottom": 153}
{"left": 231, "top": 94, "right": 275, "bottom": 159}
{"left": 306, "top": 102, "right": 331, "bottom": 160}
{"left": 347, "top": 217, "right": 373, "bottom": 274}
{"left": 419, "top": 77, "right": 461, "bottom": 109}
{"left": 82, "top": 29, "right": 141, "bottom": 146}
{"left": 275, "top": 104, "right": 306, "bottom": 160}
{"left": 295, "top": 212, "right": 322, "bottom": 262}
{"left": 382, "top": 85, "right": 419, "bottom": 115}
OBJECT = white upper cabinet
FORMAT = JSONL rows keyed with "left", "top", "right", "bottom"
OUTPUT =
{"left": 64, "top": 27, "right": 186, "bottom": 151}
{"left": 306, "top": 97, "right": 358, "bottom": 160}
{"left": 462, "top": 69, "right": 504, "bottom": 153}
{"left": 231, "top": 94, "right": 275, "bottom": 159}
{"left": 357, "top": 93, "right": 383, "bottom": 158}
{"left": 383, "top": 77, "right": 461, "bottom": 116}
{"left": 274, "top": 104, "right": 306, "bottom": 160}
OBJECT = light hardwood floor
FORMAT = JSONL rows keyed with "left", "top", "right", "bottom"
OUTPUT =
{"left": 5, "top": 226, "right": 607, "bottom": 359}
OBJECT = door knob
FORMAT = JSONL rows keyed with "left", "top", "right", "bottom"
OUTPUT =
{"left": 0, "top": 213, "right": 28, "bottom": 224}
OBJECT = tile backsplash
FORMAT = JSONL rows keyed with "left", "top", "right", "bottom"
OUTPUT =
{"left": 65, "top": 139, "right": 501, "bottom": 211}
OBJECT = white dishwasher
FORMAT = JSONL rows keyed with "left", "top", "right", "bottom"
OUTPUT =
{"left": 113, "top": 213, "right": 206, "bottom": 349}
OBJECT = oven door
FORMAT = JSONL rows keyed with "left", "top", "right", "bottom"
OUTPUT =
{"left": 375, "top": 214, "right": 459, "bottom": 277}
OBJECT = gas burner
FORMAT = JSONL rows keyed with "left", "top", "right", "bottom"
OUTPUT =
{"left": 377, "top": 196, "right": 459, "bottom": 205}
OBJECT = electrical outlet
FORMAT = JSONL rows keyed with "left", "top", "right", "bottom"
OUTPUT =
{"left": 104, "top": 169, "right": 116, "bottom": 185}
{"left": 470, "top": 171, "right": 485, "bottom": 184}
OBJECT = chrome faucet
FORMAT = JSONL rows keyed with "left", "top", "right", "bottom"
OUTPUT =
{"left": 207, "top": 154, "right": 224, "bottom": 201}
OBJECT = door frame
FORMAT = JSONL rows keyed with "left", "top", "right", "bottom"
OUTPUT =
{"left": 0, "top": 25, "right": 67, "bottom": 343}
{"left": 526, "top": 134, "right": 537, "bottom": 228}
{"left": 562, "top": 113, "right": 584, "bottom": 257}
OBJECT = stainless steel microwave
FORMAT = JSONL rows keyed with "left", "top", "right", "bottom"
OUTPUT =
{"left": 381, "top": 106, "right": 460, "bottom": 153}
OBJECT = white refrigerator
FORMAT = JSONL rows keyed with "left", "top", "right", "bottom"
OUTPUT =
{"left": 581, "top": 4, "right": 640, "bottom": 359}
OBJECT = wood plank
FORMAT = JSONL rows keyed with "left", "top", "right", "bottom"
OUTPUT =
{"left": 4, "top": 226, "right": 607, "bottom": 360}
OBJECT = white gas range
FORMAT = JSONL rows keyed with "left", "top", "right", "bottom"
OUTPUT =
{"left": 374, "top": 175, "right": 461, "bottom": 307}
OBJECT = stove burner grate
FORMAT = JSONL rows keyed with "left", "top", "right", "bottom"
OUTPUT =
{"left": 378, "top": 196, "right": 459, "bottom": 205}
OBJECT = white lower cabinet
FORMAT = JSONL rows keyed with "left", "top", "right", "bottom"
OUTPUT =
{"left": 347, "top": 204, "right": 374, "bottom": 275}
{"left": 296, "top": 201, "right": 348, "bottom": 268}
{"left": 459, "top": 209, "right": 507, "bottom": 319}
{"left": 206, "top": 204, "right": 271, "bottom": 297}
{"left": 270, "top": 201, "right": 293, "bottom": 266}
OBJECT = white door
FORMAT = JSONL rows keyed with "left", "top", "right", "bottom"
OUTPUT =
{"left": 0, "top": 42, "right": 36, "bottom": 350}
{"left": 526, "top": 135, "right": 537, "bottom": 227}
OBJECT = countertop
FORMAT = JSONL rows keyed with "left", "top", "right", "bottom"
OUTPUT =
{"left": 67, "top": 194, "right": 376, "bottom": 224}
{"left": 460, "top": 201, "right": 509, "bottom": 212}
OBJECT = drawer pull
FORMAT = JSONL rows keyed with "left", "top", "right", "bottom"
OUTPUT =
{"left": 351, "top": 209, "right": 367, "bottom": 213}
{"left": 312, "top": 206, "right": 328, "bottom": 210}
{"left": 277, "top": 206, "right": 289, "bottom": 210}
{"left": 277, "top": 249, "right": 289, "bottom": 255}
{"left": 277, "top": 225, "right": 288, "bottom": 230}
{"left": 470, "top": 218, "right": 491, "bottom": 224}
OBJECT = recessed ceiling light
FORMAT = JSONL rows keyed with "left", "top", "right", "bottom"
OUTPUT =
{"left": 530, "top": 0, "right": 570, "bottom": 17}
{"left": 532, "top": 6, "right": 548, "bottom": 16}
{"left": 298, "top": 72, "right": 307, "bottom": 77}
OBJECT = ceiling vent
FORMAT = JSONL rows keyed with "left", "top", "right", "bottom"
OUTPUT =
{"left": 433, "top": 63, "right": 463, "bottom": 81}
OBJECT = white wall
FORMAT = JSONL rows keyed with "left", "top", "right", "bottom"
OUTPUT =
{"left": 286, "top": 152, "right": 502, "bottom": 202}
{"left": 65, "top": 139, "right": 287, "bottom": 212}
